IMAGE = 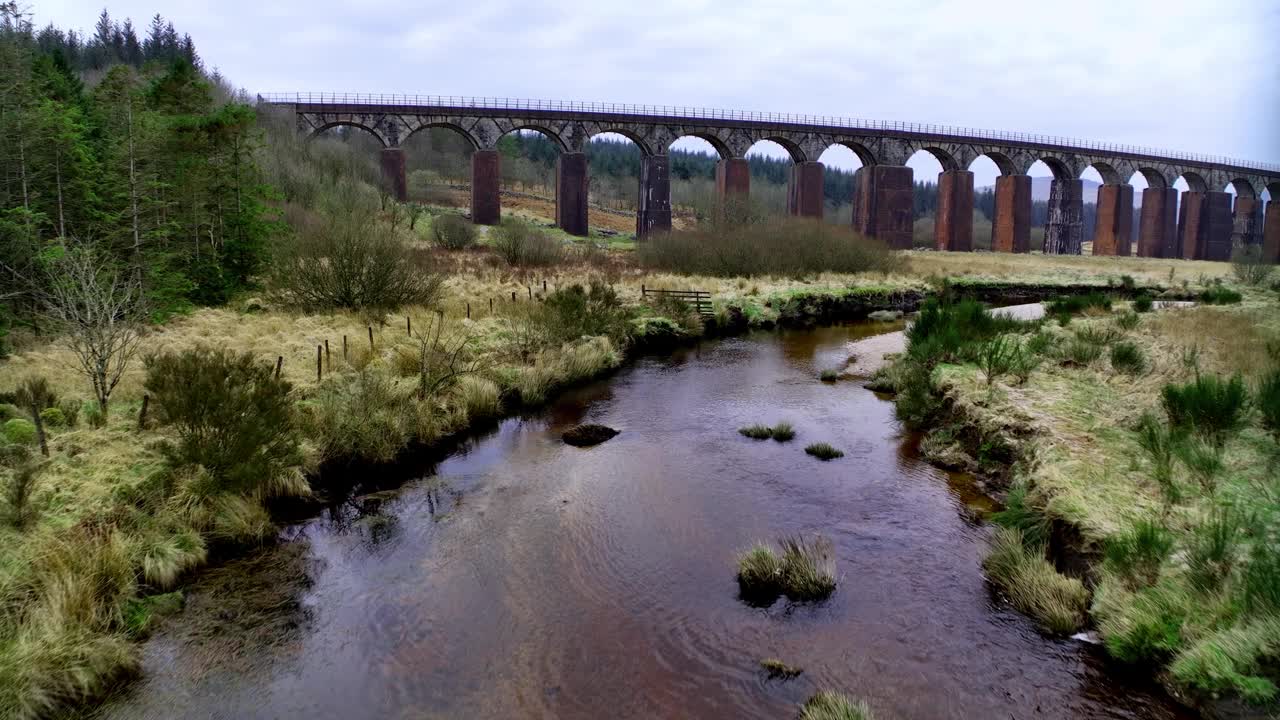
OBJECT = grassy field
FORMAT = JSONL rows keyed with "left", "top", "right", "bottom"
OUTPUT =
{"left": 0, "top": 206, "right": 1255, "bottom": 719}
{"left": 884, "top": 280, "right": 1280, "bottom": 708}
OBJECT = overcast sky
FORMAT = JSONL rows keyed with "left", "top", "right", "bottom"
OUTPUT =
{"left": 32, "top": 0, "right": 1280, "bottom": 189}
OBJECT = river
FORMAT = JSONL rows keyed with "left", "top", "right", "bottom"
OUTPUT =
{"left": 96, "top": 319, "right": 1189, "bottom": 720}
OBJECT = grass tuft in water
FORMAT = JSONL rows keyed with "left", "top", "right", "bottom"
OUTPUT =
{"left": 739, "top": 424, "right": 773, "bottom": 440}
{"left": 819, "top": 369, "right": 841, "bottom": 382}
{"left": 805, "top": 442, "right": 844, "bottom": 460}
{"left": 983, "top": 527, "right": 1088, "bottom": 635}
{"left": 760, "top": 657, "right": 803, "bottom": 680}
{"left": 770, "top": 422, "right": 795, "bottom": 442}
{"left": 799, "top": 691, "right": 875, "bottom": 720}
{"left": 736, "top": 536, "right": 837, "bottom": 604}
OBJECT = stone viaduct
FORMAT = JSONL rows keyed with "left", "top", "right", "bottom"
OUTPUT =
{"left": 261, "top": 94, "right": 1280, "bottom": 261}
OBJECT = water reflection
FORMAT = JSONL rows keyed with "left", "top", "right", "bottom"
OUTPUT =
{"left": 98, "top": 319, "right": 1189, "bottom": 720}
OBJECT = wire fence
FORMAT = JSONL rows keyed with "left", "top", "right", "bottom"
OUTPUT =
{"left": 258, "top": 92, "right": 1280, "bottom": 175}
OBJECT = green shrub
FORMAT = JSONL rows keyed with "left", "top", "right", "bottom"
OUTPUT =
{"left": 983, "top": 527, "right": 1088, "bottom": 635}
{"left": 1074, "top": 325, "right": 1121, "bottom": 346}
{"left": 1258, "top": 369, "right": 1280, "bottom": 442}
{"left": 538, "top": 282, "right": 632, "bottom": 346}
{"left": 1026, "top": 330, "right": 1056, "bottom": 356}
{"left": 893, "top": 360, "right": 939, "bottom": 430}
{"left": 1161, "top": 373, "right": 1249, "bottom": 448}
{"left": 3, "top": 419, "right": 36, "bottom": 446}
{"left": 1136, "top": 413, "right": 1180, "bottom": 505}
{"left": 57, "top": 399, "right": 81, "bottom": 428}
{"left": 1120, "top": 274, "right": 1136, "bottom": 290}
{"left": 0, "top": 403, "right": 19, "bottom": 421}
{"left": 5, "top": 460, "right": 41, "bottom": 528}
{"left": 799, "top": 691, "right": 875, "bottom": 720}
{"left": 1062, "top": 339, "right": 1102, "bottom": 366}
{"left": 1176, "top": 438, "right": 1225, "bottom": 495}
{"left": 739, "top": 424, "right": 773, "bottom": 440}
{"left": 271, "top": 207, "right": 443, "bottom": 312}
{"left": 307, "top": 367, "right": 418, "bottom": 462}
{"left": 1243, "top": 534, "right": 1280, "bottom": 615}
{"left": 1187, "top": 506, "right": 1245, "bottom": 591}
{"left": 1046, "top": 292, "right": 1111, "bottom": 316}
{"left": 805, "top": 442, "right": 844, "bottom": 460}
{"left": 1200, "top": 286, "right": 1243, "bottom": 305}
{"left": 430, "top": 213, "right": 476, "bottom": 250}
{"left": 1169, "top": 618, "right": 1280, "bottom": 703}
{"left": 1230, "top": 245, "right": 1274, "bottom": 286}
{"left": 906, "top": 297, "right": 1036, "bottom": 366}
{"left": 1133, "top": 295, "right": 1154, "bottom": 313}
{"left": 144, "top": 348, "right": 302, "bottom": 496}
{"left": 638, "top": 214, "right": 901, "bottom": 277}
{"left": 819, "top": 368, "right": 840, "bottom": 382}
{"left": 1109, "top": 341, "right": 1147, "bottom": 375}
{"left": 38, "top": 407, "right": 67, "bottom": 429}
{"left": 770, "top": 422, "right": 795, "bottom": 442}
{"left": 489, "top": 218, "right": 563, "bottom": 266}
{"left": 1104, "top": 519, "right": 1174, "bottom": 589}
{"left": 977, "top": 335, "right": 1020, "bottom": 386}
{"left": 1101, "top": 581, "right": 1189, "bottom": 662}
{"left": 1115, "top": 311, "right": 1140, "bottom": 330}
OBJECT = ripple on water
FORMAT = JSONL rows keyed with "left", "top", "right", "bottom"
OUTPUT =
{"left": 96, "top": 319, "right": 1192, "bottom": 720}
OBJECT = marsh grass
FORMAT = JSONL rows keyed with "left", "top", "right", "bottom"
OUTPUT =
{"left": 805, "top": 442, "right": 844, "bottom": 460}
{"left": 769, "top": 422, "right": 796, "bottom": 442}
{"left": 1046, "top": 292, "right": 1112, "bottom": 316}
{"left": 982, "top": 527, "right": 1088, "bottom": 635}
{"left": 799, "top": 691, "right": 875, "bottom": 720}
{"left": 1132, "top": 295, "right": 1154, "bottom": 313}
{"left": 739, "top": 424, "right": 773, "bottom": 440}
{"left": 1161, "top": 373, "right": 1249, "bottom": 448}
{"left": 1109, "top": 341, "right": 1147, "bottom": 375}
{"left": 819, "top": 369, "right": 841, "bottom": 382}
{"left": 1061, "top": 339, "right": 1102, "bottom": 366}
{"left": 760, "top": 658, "right": 803, "bottom": 680}
{"left": 736, "top": 535, "right": 837, "bottom": 603}
{"left": 1103, "top": 519, "right": 1174, "bottom": 590}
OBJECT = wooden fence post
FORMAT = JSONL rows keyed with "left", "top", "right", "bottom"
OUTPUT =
{"left": 342, "top": 335, "right": 348, "bottom": 360}
{"left": 528, "top": 286, "right": 532, "bottom": 299}
{"left": 138, "top": 394, "right": 149, "bottom": 430}
{"left": 466, "top": 302, "right": 471, "bottom": 319}
{"left": 511, "top": 291, "right": 516, "bottom": 302}
{"left": 406, "top": 316, "right": 412, "bottom": 336}
{"left": 368, "top": 326, "right": 374, "bottom": 351}
{"left": 274, "top": 356, "right": 283, "bottom": 379}
{"left": 324, "top": 339, "right": 330, "bottom": 370}
{"left": 543, "top": 279, "right": 547, "bottom": 292}
{"left": 316, "top": 345, "right": 322, "bottom": 383}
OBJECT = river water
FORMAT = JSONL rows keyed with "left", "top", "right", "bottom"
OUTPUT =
{"left": 98, "top": 320, "right": 1190, "bottom": 720}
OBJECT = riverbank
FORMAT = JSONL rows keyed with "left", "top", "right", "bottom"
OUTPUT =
{"left": 0, "top": 255, "right": 1240, "bottom": 718}
{"left": 872, "top": 283, "right": 1280, "bottom": 715}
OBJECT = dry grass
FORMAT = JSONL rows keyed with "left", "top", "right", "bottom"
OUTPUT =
{"left": 904, "top": 250, "right": 1231, "bottom": 286}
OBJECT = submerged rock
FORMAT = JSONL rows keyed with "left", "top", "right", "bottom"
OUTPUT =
{"left": 867, "top": 309, "right": 903, "bottom": 322}
{"left": 562, "top": 424, "right": 619, "bottom": 447}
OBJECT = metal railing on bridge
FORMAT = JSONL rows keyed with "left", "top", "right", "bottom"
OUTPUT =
{"left": 258, "top": 92, "right": 1280, "bottom": 175}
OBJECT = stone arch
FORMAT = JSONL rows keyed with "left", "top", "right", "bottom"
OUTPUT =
{"left": 970, "top": 150, "right": 1017, "bottom": 176}
{"left": 826, "top": 140, "right": 877, "bottom": 167}
{"left": 750, "top": 135, "right": 805, "bottom": 163}
{"left": 499, "top": 124, "right": 571, "bottom": 152}
{"left": 1021, "top": 154, "right": 1079, "bottom": 180}
{"left": 402, "top": 121, "right": 480, "bottom": 150}
{"left": 306, "top": 120, "right": 389, "bottom": 148}
{"left": 1174, "top": 170, "right": 1209, "bottom": 193}
{"left": 583, "top": 125, "right": 654, "bottom": 156}
{"left": 1082, "top": 160, "right": 1123, "bottom": 185}
{"left": 906, "top": 144, "right": 961, "bottom": 172}
{"left": 1227, "top": 178, "right": 1257, "bottom": 199}
{"left": 668, "top": 131, "right": 728, "bottom": 159}
{"left": 1132, "top": 167, "right": 1169, "bottom": 188}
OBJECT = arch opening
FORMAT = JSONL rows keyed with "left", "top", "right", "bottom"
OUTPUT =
{"left": 1132, "top": 168, "right": 1167, "bottom": 189}
{"left": 307, "top": 121, "right": 387, "bottom": 148}
{"left": 1031, "top": 157, "right": 1072, "bottom": 181}
{"left": 969, "top": 156, "right": 1005, "bottom": 250}
{"left": 401, "top": 126, "right": 477, "bottom": 207}
{"left": 669, "top": 135, "right": 723, "bottom": 219}
{"left": 817, "top": 144, "right": 866, "bottom": 225}
{"left": 1174, "top": 172, "right": 1208, "bottom": 194}
{"left": 906, "top": 150, "right": 947, "bottom": 248}
{"left": 744, "top": 139, "right": 798, "bottom": 215}
{"left": 586, "top": 132, "right": 644, "bottom": 215}
{"left": 1227, "top": 178, "right": 1256, "bottom": 199}
{"left": 493, "top": 128, "right": 562, "bottom": 201}
{"left": 1082, "top": 162, "right": 1122, "bottom": 186}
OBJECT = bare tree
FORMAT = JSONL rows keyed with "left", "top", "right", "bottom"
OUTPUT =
{"left": 41, "top": 242, "right": 146, "bottom": 418}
